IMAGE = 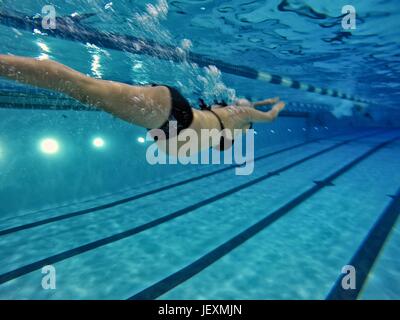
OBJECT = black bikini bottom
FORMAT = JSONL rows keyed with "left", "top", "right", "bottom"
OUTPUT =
{"left": 149, "top": 85, "right": 252, "bottom": 151}
{"left": 206, "top": 109, "right": 253, "bottom": 151}
{"left": 206, "top": 109, "right": 234, "bottom": 151}
{"left": 150, "top": 85, "right": 194, "bottom": 140}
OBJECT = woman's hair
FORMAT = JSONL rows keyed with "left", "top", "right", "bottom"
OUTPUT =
{"left": 214, "top": 99, "right": 228, "bottom": 107}
{"left": 198, "top": 98, "right": 228, "bottom": 110}
{"left": 198, "top": 98, "right": 253, "bottom": 109}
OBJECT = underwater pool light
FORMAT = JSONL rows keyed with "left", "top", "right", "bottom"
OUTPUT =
{"left": 92, "top": 137, "right": 105, "bottom": 148}
{"left": 137, "top": 136, "right": 145, "bottom": 144}
{"left": 40, "top": 138, "right": 59, "bottom": 154}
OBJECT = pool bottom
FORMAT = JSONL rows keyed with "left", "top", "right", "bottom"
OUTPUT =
{"left": 0, "top": 129, "right": 399, "bottom": 299}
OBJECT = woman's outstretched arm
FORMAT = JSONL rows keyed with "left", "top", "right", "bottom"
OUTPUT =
{"left": 246, "top": 101, "right": 285, "bottom": 123}
{"left": 252, "top": 97, "right": 280, "bottom": 108}
{"left": 0, "top": 54, "right": 171, "bottom": 128}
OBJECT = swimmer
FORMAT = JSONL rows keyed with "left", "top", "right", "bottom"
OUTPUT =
{"left": 0, "top": 54, "right": 285, "bottom": 153}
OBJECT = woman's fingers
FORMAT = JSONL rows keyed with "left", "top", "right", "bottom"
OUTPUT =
{"left": 265, "top": 101, "right": 285, "bottom": 121}
{"left": 263, "top": 97, "right": 280, "bottom": 105}
{"left": 272, "top": 101, "right": 285, "bottom": 112}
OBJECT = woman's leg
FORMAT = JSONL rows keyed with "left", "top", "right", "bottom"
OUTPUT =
{"left": 0, "top": 55, "right": 172, "bottom": 128}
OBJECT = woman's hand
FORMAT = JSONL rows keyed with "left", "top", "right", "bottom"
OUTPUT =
{"left": 253, "top": 97, "right": 280, "bottom": 108}
{"left": 245, "top": 99, "right": 285, "bottom": 123}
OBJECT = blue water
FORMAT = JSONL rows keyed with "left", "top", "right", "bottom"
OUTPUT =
{"left": 0, "top": 0, "right": 399, "bottom": 299}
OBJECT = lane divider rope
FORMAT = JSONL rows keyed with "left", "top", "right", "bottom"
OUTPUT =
{"left": 0, "top": 10, "right": 371, "bottom": 104}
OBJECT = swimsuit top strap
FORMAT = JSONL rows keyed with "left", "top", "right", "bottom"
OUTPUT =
{"left": 207, "top": 109, "right": 233, "bottom": 151}
{"left": 207, "top": 109, "right": 225, "bottom": 131}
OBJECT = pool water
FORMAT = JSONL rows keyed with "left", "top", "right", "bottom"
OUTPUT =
{"left": 0, "top": 0, "right": 399, "bottom": 300}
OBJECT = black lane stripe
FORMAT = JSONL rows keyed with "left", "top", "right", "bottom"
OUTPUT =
{"left": 129, "top": 136, "right": 399, "bottom": 300}
{"left": 0, "top": 132, "right": 374, "bottom": 285}
{"left": 326, "top": 187, "right": 400, "bottom": 300}
{"left": 0, "top": 132, "right": 350, "bottom": 237}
